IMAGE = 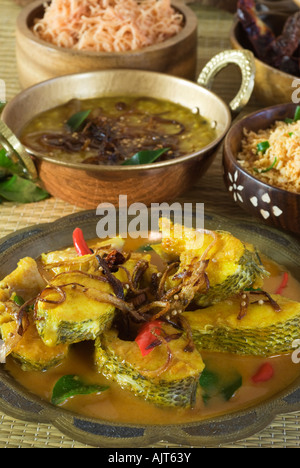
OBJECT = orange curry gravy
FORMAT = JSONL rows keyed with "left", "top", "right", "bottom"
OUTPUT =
{"left": 5, "top": 239, "right": 300, "bottom": 425}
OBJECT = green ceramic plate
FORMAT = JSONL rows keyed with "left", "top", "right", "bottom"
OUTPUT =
{"left": 0, "top": 210, "right": 299, "bottom": 448}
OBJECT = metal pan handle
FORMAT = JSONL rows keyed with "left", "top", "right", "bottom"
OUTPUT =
{"left": 197, "top": 49, "right": 256, "bottom": 114}
{"left": 0, "top": 120, "right": 38, "bottom": 181}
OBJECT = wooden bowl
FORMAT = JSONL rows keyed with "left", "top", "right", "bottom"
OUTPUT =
{"left": 230, "top": 12, "right": 298, "bottom": 106}
{"left": 16, "top": 0, "right": 198, "bottom": 89}
{"left": 223, "top": 102, "right": 300, "bottom": 236}
{"left": 1, "top": 51, "right": 255, "bottom": 209}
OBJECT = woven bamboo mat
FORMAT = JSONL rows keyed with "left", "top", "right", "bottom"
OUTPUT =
{"left": 0, "top": 0, "right": 300, "bottom": 448}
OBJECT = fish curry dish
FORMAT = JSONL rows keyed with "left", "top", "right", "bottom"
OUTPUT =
{"left": 1, "top": 219, "right": 300, "bottom": 424}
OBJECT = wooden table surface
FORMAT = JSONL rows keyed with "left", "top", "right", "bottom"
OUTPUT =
{"left": 0, "top": 0, "right": 299, "bottom": 448}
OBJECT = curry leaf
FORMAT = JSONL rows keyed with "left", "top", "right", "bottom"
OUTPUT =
{"left": 199, "top": 368, "right": 219, "bottom": 391}
{"left": 13, "top": 294, "right": 25, "bottom": 306}
{"left": 199, "top": 366, "right": 242, "bottom": 404}
{"left": 221, "top": 374, "right": 243, "bottom": 401}
{"left": 51, "top": 375, "right": 109, "bottom": 405}
{"left": 294, "top": 105, "right": 300, "bottom": 121}
{"left": 0, "top": 175, "right": 49, "bottom": 203}
{"left": 122, "top": 148, "right": 170, "bottom": 166}
{"left": 137, "top": 243, "right": 156, "bottom": 252}
{"left": 0, "top": 148, "right": 25, "bottom": 177}
{"left": 66, "top": 110, "right": 91, "bottom": 132}
{"left": 199, "top": 368, "right": 220, "bottom": 404}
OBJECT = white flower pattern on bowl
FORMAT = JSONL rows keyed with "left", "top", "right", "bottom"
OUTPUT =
{"left": 227, "top": 171, "right": 283, "bottom": 220}
{"left": 228, "top": 171, "right": 244, "bottom": 203}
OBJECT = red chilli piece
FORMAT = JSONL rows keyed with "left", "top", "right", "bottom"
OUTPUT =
{"left": 73, "top": 228, "right": 92, "bottom": 256}
{"left": 135, "top": 320, "right": 163, "bottom": 356}
{"left": 252, "top": 362, "right": 274, "bottom": 383}
{"left": 275, "top": 272, "right": 289, "bottom": 295}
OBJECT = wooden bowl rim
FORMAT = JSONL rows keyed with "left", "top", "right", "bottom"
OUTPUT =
{"left": 230, "top": 16, "right": 298, "bottom": 81}
{"left": 3, "top": 68, "right": 232, "bottom": 173}
{"left": 16, "top": 0, "right": 198, "bottom": 58}
{"left": 223, "top": 102, "right": 300, "bottom": 199}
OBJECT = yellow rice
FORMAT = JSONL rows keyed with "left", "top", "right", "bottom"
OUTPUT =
{"left": 237, "top": 120, "right": 300, "bottom": 194}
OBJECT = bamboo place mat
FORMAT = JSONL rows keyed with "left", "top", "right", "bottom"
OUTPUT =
{"left": 0, "top": 0, "right": 300, "bottom": 449}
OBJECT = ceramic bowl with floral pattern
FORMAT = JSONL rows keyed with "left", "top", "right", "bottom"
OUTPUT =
{"left": 223, "top": 102, "right": 300, "bottom": 236}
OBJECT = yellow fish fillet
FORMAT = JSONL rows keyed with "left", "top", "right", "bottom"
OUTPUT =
{"left": 183, "top": 294, "right": 300, "bottom": 356}
{"left": 155, "top": 218, "right": 268, "bottom": 307}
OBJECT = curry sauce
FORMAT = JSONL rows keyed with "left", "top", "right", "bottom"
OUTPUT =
{"left": 4, "top": 235, "right": 300, "bottom": 426}
{"left": 20, "top": 96, "right": 216, "bottom": 165}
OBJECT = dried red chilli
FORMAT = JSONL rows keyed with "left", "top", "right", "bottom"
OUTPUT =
{"left": 103, "top": 249, "right": 127, "bottom": 272}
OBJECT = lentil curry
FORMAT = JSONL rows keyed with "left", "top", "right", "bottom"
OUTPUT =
{"left": 20, "top": 96, "right": 217, "bottom": 165}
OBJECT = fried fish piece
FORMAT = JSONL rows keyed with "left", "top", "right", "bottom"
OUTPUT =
{"left": 35, "top": 253, "right": 154, "bottom": 347}
{"left": 183, "top": 294, "right": 300, "bottom": 356}
{"left": 95, "top": 324, "right": 205, "bottom": 408}
{"left": 0, "top": 257, "right": 46, "bottom": 302}
{"left": 154, "top": 218, "right": 268, "bottom": 307}
{"left": 0, "top": 258, "right": 68, "bottom": 369}
{"left": 1, "top": 317, "right": 68, "bottom": 371}
{"left": 41, "top": 236, "right": 125, "bottom": 276}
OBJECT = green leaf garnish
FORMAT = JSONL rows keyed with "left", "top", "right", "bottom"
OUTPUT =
{"left": 13, "top": 294, "right": 25, "bottom": 306}
{"left": 199, "top": 367, "right": 219, "bottom": 389}
{"left": 51, "top": 375, "right": 109, "bottom": 405}
{"left": 0, "top": 102, "right": 6, "bottom": 113}
{"left": 284, "top": 106, "right": 300, "bottom": 124}
{"left": 294, "top": 105, "right": 300, "bottom": 121}
{"left": 254, "top": 156, "right": 278, "bottom": 174}
{"left": 122, "top": 148, "right": 170, "bottom": 166}
{"left": 137, "top": 243, "right": 155, "bottom": 252}
{"left": 66, "top": 110, "right": 91, "bottom": 132}
{"left": 221, "top": 374, "right": 243, "bottom": 401}
{"left": 199, "top": 366, "right": 242, "bottom": 405}
{"left": 0, "top": 147, "right": 49, "bottom": 203}
{"left": 0, "top": 148, "right": 25, "bottom": 177}
{"left": 256, "top": 141, "right": 270, "bottom": 154}
{"left": 0, "top": 174, "right": 49, "bottom": 203}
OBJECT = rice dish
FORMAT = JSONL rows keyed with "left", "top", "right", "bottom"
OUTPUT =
{"left": 237, "top": 119, "right": 300, "bottom": 194}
